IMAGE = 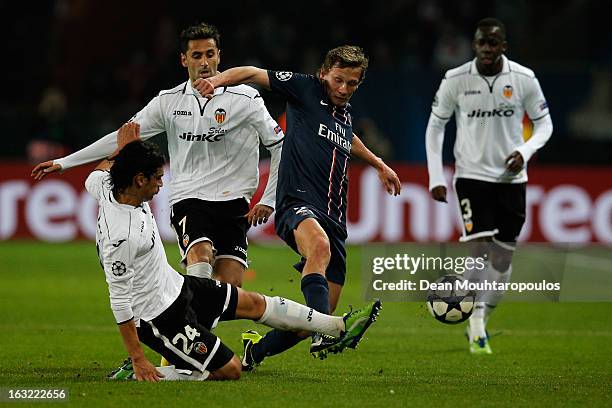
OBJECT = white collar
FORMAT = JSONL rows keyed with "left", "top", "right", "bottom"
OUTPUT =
{"left": 185, "top": 80, "right": 226, "bottom": 97}
{"left": 469, "top": 54, "right": 510, "bottom": 76}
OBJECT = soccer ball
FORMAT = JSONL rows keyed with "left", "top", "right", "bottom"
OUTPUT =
{"left": 426, "top": 274, "right": 475, "bottom": 324}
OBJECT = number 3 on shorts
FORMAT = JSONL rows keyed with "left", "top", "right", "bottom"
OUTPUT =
{"left": 460, "top": 198, "right": 472, "bottom": 221}
{"left": 171, "top": 325, "right": 201, "bottom": 354}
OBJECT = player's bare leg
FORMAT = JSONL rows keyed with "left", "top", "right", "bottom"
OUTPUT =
{"left": 213, "top": 258, "right": 245, "bottom": 287}
{"left": 208, "top": 356, "right": 242, "bottom": 380}
{"left": 295, "top": 218, "right": 331, "bottom": 275}
{"left": 328, "top": 281, "right": 342, "bottom": 314}
{"left": 294, "top": 218, "right": 332, "bottom": 312}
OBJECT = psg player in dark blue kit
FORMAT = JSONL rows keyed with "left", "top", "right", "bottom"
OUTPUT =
{"left": 195, "top": 46, "right": 401, "bottom": 368}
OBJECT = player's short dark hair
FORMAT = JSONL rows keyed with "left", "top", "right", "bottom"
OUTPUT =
{"left": 110, "top": 141, "right": 165, "bottom": 194}
{"left": 180, "top": 22, "right": 221, "bottom": 53}
{"left": 319, "top": 45, "right": 369, "bottom": 82}
{"left": 476, "top": 17, "right": 506, "bottom": 40}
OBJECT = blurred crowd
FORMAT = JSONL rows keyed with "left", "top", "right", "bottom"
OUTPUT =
{"left": 2, "top": 0, "right": 610, "bottom": 164}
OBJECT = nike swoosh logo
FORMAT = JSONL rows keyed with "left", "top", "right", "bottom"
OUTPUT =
{"left": 320, "top": 100, "right": 328, "bottom": 106}
{"left": 112, "top": 239, "right": 126, "bottom": 248}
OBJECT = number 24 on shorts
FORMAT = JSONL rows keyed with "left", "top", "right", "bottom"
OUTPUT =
{"left": 172, "top": 325, "right": 201, "bottom": 354}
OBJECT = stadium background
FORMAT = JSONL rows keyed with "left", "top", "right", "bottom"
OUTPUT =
{"left": 1, "top": 0, "right": 611, "bottom": 245}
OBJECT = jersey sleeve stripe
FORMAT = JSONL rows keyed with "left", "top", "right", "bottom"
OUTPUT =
{"left": 263, "top": 138, "right": 284, "bottom": 148}
{"left": 226, "top": 90, "right": 255, "bottom": 99}
{"left": 530, "top": 113, "right": 550, "bottom": 122}
{"left": 116, "top": 316, "right": 134, "bottom": 325}
{"left": 432, "top": 111, "right": 452, "bottom": 120}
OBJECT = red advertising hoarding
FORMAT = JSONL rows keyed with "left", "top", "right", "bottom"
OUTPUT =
{"left": 1, "top": 163, "right": 611, "bottom": 243}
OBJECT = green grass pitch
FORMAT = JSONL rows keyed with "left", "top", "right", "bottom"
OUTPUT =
{"left": 0, "top": 241, "right": 610, "bottom": 407}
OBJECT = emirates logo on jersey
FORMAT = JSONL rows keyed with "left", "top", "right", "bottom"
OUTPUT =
{"left": 503, "top": 85, "right": 513, "bottom": 99}
{"left": 214, "top": 108, "right": 226, "bottom": 124}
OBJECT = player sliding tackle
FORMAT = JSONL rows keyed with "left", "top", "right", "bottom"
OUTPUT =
{"left": 56, "top": 122, "right": 380, "bottom": 382}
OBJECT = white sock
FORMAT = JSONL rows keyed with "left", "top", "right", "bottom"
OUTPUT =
{"left": 483, "top": 264, "right": 512, "bottom": 321}
{"left": 258, "top": 296, "right": 344, "bottom": 337}
{"left": 186, "top": 262, "right": 213, "bottom": 279}
{"left": 469, "top": 302, "right": 486, "bottom": 341}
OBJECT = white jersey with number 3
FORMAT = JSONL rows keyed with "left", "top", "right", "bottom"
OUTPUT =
{"left": 85, "top": 170, "right": 184, "bottom": 326}
{"left": 427, "top": 55, "right": 551, "bottom": 187}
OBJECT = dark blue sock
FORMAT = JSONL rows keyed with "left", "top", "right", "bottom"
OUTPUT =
{"left": 251, "top": 329, "right": 305, "bottom": 363}
{"left": 300, "top": 274, "right": 330, "bottom": 314}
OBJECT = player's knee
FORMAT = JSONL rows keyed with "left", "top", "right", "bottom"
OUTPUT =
{"left": 236, "top": 289, "right": 267, "bottom": 320}
{"left": 187, "top": 242, "right": 214, "bottom": 264}
{"left": 469, "top": 237, "right": 491, "bottom": 258}
{"left": 490, "top": 244, "right": 513, "bottom": 272}
{"left": 213, "top": 356, "right": 242, "bottom": 381}
{"left": 214, "top": 260, "right": 245, "bottom": 287}
{"left": 221, "top": 274, "right": 243, "bottom": 287}
{"left": 250, "top": 292, "right": 267, "bottom": 317}
{"left": 225, "top": 357, "right": 242, "bottom": 380}
{"left": 309, "top": 236, "right": 331, "bottom": 265}
{"left": 491, "top": 257, "right": 511, "bottom": 273}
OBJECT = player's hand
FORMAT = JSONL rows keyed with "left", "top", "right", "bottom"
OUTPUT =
{"left": 108, "top": 122, "right": 141, "bottom": 160}
{"left": 117, "top": 122, "right": 141, "bottom": 149}
{"left": 246, "top": 204, "right": 274, "bottom": 226}
{"left": 132, "top": 357, "right": 164, "bottom": 382}
{"left": 377, "top": 163, "right": 401, "bottom": 196}
{"left": 193, "top": 78, "right": 215, "bottom": 99}
{"left": 431, "top": 186, "right": 447, "bottom": 203}
{"left": 31, "top": 160, "right": 62, "bottom": 181}
{"left": 505, "top": 151, "right": 524, "bottom": 174}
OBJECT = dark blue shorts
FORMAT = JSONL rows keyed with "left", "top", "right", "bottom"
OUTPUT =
{"left": 275, "top": 199, "right": 348, "bottom": 285}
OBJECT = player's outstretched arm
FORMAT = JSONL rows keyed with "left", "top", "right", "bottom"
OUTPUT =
{"left": 31, "top": 160, "right": 62, "bottom": 181}
{"left": 118, "top": 319, "right": 164, "bottom": 382}
{"left": 91, "top": 122, "right": 142, "bottom": 172}
{"left": 31, "top": 131, "right": 122, "bottom": 181}
{"left": 193, "top": 67, "right": 270, "bottom": 98}
{"left": 351, "top": 134, "right": 401, "bottom": 196}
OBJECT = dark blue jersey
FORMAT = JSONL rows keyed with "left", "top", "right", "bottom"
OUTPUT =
{"left": 268, "top": 70, "right": 354, "bottom": 227}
